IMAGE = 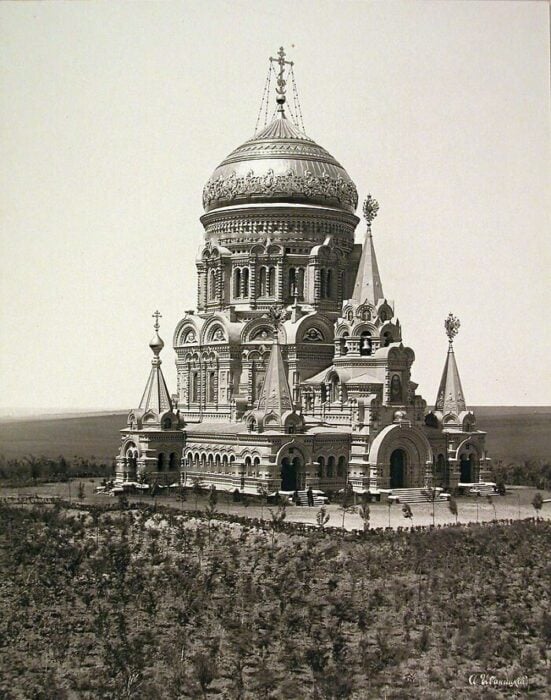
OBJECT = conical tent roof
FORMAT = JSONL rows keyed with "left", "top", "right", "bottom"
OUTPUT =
{"left": 256, "top": 335, "right": 293, "bottom": 419}
{"left": 138, "top": 362, "right": 172, "bottom": 415}
{"left": 352, "top": 228, "right": 384, "bottom": 305}
{"left": 138, "top": 325, "right": 172, "bottom": 416}
{"left": 435, "top": 345, "right": 467, "bottom": 414}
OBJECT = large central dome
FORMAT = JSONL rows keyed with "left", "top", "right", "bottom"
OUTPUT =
{"left": 202, "top": 112, "right": 358, "bottom": 214}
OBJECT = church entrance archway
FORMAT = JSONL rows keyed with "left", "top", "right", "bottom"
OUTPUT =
{"left": 281, "top": 458, "right": 296, "bottom": 491}
{"left": 460, "top": 455, "right": 472, "bottom": 483}
{"left": 281, "top": 455, "right": 304, "bottom": 491}
{"left": 390, "top": 449, "right": 406, "bottom": 488}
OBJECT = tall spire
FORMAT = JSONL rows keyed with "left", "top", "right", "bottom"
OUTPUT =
{"left": 352, "top": 195, "right": 384, "bottom": 305}
{"left": 138, "top": 311, "right": 172, "bottom": 415}
{"left": 435, "top": 314, "right": 467, "bottom": 414}
{"left": 256, "top": 307, "right": 293, "bottom": 418}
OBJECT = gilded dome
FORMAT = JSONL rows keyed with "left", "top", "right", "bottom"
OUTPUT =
{"left": 202, "top": 113, "right": 358, "bottom": 214}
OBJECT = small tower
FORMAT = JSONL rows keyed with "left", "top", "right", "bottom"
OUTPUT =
{"left": 425, "top": 314, "right": 490, "bottom": 488}
{"left": 245, "top": 306, "right": 304, "bottom": 434}
{"left": 115, "top": 312, "right": 185, "bottom": 483}
{"left": 352, "top": 195, "right": 384, "bottom": 306}
{"left": 337, "top": 196, "right": 401, "bottom": 359}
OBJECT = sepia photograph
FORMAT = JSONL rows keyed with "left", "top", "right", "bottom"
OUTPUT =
{"left": 0, "top": 1, "right": 549, "bottom": 697}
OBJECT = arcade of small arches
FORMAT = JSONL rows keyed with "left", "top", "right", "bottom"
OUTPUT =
{"left": 182, "top": 448, "right": 349, "bottom": 488}
{"left": 335, "top": 325, "right": 397, "bottom": 358}
{"left": 120, "top": 444, "right": 181, "bottom": 481}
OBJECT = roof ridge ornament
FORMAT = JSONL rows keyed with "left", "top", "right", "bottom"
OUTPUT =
{"left": 363, "top": 194, "right": 379, "bottom": 229}
{"left": 266, "top": 304, "right": 288, "bottom": 339}
{"left": 445, "top": 313, "right": 461, "bottom": 346}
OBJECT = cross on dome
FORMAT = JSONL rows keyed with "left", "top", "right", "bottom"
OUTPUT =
{"left": 270, "top": 46, "right": 293, "bottom": 109}
{"left": 152, "top": 310, "right": 162, "bottom": 331}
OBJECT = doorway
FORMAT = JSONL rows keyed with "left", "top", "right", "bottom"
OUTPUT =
{"left": 390, "top": 449, "right": 406, "bottom": 488}
{"left": 281, "top": 458, "right": 296, "bottom": 491}
{"left": 460, "top": 455, "right": 471, "bottom": 483}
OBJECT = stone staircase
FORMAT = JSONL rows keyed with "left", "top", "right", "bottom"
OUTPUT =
{"left": 296, "top": 490, "right": 329, "bottom": 507}
{"left": 460, "top": 482, "right": 496, "bottom": 496}
{"left": 388, "top": 487, "right": 450, "bottom": 504}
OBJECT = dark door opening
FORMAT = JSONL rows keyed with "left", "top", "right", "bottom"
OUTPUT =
{"left": 281, "top": 457, "right": 297, "bottom": 491}
{"left": 460, "top": 456, "right": 471, "bottom": 483}
{"left": 390, "top": 449, "right": 406, "bottom": 488}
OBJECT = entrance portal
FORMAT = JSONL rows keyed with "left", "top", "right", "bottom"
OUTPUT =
{"left": 390, "top": 449, "right": 406, "bottom": 488}
{"left": 281, "top": 456, "right": 303, "bottom": 491}
{"left": 460, "top": 455, "right": 471, "bottom": 483}
{"left": 281, "top": 458, "right": 296, "bottom": 491}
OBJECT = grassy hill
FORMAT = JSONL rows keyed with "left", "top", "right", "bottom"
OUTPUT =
{"left": 0, "top": 407, "right": 549, "bottom": 464}
{"left": 0, "top": 412, "right": 126, "bottom": 461}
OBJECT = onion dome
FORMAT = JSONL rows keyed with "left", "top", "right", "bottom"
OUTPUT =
{"left": 149, "top": 330, "right": 164, "bottom": 356}
{"left": 149, "top": 311, "right": 165, "bottom": 357}
{"left": 202, "top": 112, "right": 358, "bottom": 214}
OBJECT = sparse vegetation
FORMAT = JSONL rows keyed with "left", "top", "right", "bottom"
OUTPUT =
{"left": 0, "top": 500, "right": 548, "bottom": 698}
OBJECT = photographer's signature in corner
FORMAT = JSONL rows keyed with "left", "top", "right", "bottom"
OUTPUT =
{"left": 468, "top": 672, "right": 530, "bottom": 689}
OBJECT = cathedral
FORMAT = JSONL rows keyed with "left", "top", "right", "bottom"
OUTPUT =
{"left": 116, "top": 49, "right": 490, "bottom": 497}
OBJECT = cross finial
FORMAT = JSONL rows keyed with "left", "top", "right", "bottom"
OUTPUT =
{"left": 270, "top": 46, "right": 293, "bottom": 110}
{"left": 152, "top": 310, "right": 162, "bottom": 331}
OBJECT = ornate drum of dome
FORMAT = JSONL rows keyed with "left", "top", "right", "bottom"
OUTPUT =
{"left": 202, "top": 113, "right": 358, "bottom": 214}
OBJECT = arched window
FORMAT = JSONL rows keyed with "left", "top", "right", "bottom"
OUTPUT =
{"left": 191, "top": 372, "right": 199, "bottom": 403}
{"left": 268, "top": 267, "right": 276, "bottom": 296}
{"left": 320, "top": 269, "right": 327, "bottom": 299}
{"left": 360, "top": 331, "right": 372, "bottom": 356}
{"left": 222, "top": 455, "right": 228, "bottom": 472}
{"left": 327, "top": 456, "right": 335, "bottom": 478}
{"left": 208, "top": 454, "right": 214, "bottom": 471}
{"left": 326, "top": 269, "right": 332, "bottom": 298}
{"left": 157, "top": 453, "right": 165, "bottom": 471}
{"left": 244, "top": 456, "right": 252, "bottom": 475}
{"left": 253, "top": 457, "right": 260, "bottom": 476}
{"left": 242, "top": 268, "right": 249, "bottom": 297}
{"left": 317, "top": 456, "right": 325, "bottom": 479}
{"left": 320, "top": 384, "right": 327, "bottom": 403}
{"left": 330, "top": 375, "right": 339, "bottom": 402}
{"left": 234, "top": 268, "right": 241, "bottom": 298}
{"left": 259, "top": 267, "right": 267, "bottom": 296}
{"left": 162, "top": 417, "right": 172, "bottom": 429}
{"left": 383, "top": 331, "right": 392, "bottom": 347}
{"left": 215, "top": 454, "right": 221, "bottom": 470}
{"left": 201, "top": 453, "right": 207, "bottom": 469}
{"left": 169, "top": 452, "right": 177, "bottom": 470}
{"left": 209, "top": 269, "right": 216, "bottom": 300}
{"left": 208, "top": 371, "right": 216, "bottom": 403}
{"left": 289, "top": 267, "right": 296, "bottom": 297}
{"left": 194, "top": 452, "right": 200, "bottom": 467}
{"left": 297, "top": 268, "right": 305, "bottom": 299}
{"left": 337, "top": 456, "right": 346, "bottom": 477}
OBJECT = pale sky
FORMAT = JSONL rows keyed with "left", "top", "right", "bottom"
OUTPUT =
{"left": 0, "top": 0, "right": 549, "bottom": 412}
